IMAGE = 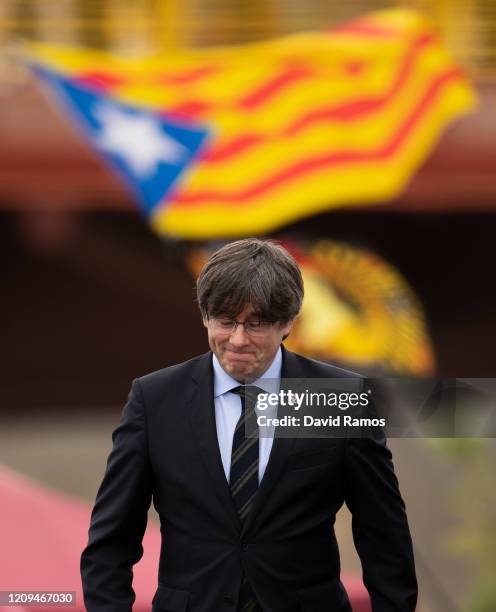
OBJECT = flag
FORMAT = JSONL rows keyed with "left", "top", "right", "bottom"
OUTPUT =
{"left": 29, "top": 9, "right": 476, "bottom": 239}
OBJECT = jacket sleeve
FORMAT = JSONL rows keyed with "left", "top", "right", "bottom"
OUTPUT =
{"left": 344, "top": 432, "right": 418, "bottom": 611}
{"left": 81, "top": 379, "right": 153, "bottom": 612}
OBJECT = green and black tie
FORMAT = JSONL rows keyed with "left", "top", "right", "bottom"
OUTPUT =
{"left": 229, "top": 385, "right": 263, "bottom": 612}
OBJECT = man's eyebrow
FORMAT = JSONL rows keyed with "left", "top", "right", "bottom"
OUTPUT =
{"left": 218, "top": 312, "right": 264, "bottom": 319}
{"left": 220, "top": 317, "right": 262, "bottom": 321}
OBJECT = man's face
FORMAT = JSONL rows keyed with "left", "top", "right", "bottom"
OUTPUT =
{"left": 203, "top": 305, "right": 294, "bottom": 383}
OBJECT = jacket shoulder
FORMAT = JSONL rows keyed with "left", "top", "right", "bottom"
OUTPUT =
{"left": 136, "top": 351, "right": 209, "bottom": 393}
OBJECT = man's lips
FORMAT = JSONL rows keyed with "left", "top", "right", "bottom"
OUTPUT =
{"left": 224, "top": 350, "right": 254, "bottom": 361}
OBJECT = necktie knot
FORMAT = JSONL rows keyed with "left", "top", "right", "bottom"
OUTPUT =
{"left": 229, "top": 385, "right": 264, "bottom": 410}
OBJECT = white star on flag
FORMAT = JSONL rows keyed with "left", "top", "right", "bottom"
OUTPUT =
{"left": 93, "top": 103, "right": 187, "bottom": 178}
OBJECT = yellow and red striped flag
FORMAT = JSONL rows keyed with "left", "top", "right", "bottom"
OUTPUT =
{"left": 29, "top": 9, "right": 476, "bottom": 239}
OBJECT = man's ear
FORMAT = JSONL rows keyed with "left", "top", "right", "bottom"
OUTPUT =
{"left": 202, "top": 317, "right": 209, "bottom": 328}
{"left": 281, "top": 318, "right": 295, "bottom": 338}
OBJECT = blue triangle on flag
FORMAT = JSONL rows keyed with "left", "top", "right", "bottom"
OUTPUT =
{"left": 32, "top": 65, "right": 211, "bottom": 216}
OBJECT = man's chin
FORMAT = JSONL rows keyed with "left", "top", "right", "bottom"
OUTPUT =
{"left": 224, "top": 361, "right": 255, "bottom": 382}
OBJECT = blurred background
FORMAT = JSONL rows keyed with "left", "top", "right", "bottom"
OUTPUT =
{"left": 1, "top": 1, "right": 496, "bottom": 611}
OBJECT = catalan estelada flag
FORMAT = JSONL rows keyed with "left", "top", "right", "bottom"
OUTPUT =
{"left": 29, "top": 9, "right": 476, "bottom": 239}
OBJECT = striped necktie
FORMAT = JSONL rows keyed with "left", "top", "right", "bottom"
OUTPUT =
{"left": 229, "top": 385, "right": 263, "bottom": 612}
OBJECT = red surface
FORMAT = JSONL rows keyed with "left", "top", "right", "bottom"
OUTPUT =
{"left": 0, "top": 465, "right": 371, "bottom": 611}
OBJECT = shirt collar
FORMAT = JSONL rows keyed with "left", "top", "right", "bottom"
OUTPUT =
{"left": 212, "top": 347, "right": 282, "bottom": 398}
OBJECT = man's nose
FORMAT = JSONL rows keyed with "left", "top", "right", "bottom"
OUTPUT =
{"left": 229, "top": 323, "right": 250, "bottom": 345}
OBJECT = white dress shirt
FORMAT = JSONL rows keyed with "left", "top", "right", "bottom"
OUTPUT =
{"left": 212, "top": 348, "right": 281, "bottom": 484}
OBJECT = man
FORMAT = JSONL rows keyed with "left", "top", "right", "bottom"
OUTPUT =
{"left": 81, "top": 238, "right": 417, "bottom": 612}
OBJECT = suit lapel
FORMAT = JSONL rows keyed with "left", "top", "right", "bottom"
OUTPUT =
{"left": 189, "top": 352, "right": 241, "bottom": 534}
{"left": 241, "top": 346, "right": 304, "bottom": 537}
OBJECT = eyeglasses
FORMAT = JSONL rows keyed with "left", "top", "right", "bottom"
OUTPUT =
{"left": 210, "top": 318, "right": 275, "bottom": 337}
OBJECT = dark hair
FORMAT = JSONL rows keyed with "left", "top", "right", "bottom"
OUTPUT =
{"left": 197, "top": 238, "right": 304, "bottom": 323}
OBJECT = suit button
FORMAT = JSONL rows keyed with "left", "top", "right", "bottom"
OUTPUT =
{"left": 223, "top": 595, "right": 234, "bottom": 606}
{"left": 241, "top": 542, "right": 249, "bottom": 551}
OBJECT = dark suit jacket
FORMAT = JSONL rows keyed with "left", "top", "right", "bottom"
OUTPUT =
{"left": 81, "top": 347, "right": 417, "bottom": 612}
